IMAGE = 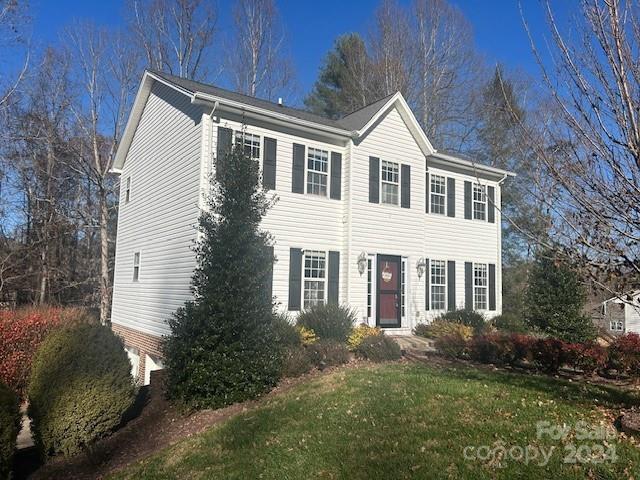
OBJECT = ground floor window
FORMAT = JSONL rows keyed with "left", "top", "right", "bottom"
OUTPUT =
{"left": 610, "top": 320, "right": 624, "bottom": 332}
{"left": 303, "top": 250, "right": 326, "bottom": 308}
{"left": 367, "top": 258, "right": 373, "bottom": 318}
{"left": 473, "top": 263, "right": 488, "bottom": 310}
{"left": 430, "top": 260, "right": 446, "bottom": 310}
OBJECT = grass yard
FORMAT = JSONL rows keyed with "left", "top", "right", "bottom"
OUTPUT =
{"left": 112, "top": 361, "right": 640, "bottom": 479}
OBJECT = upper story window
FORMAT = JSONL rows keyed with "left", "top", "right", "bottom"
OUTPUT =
{"left": 306, "top": 148, "right": 328, "bottom": 196}
{"left": 235, "top": 131, "right": 261, "bottom": 160}
{"left": 381, "top": 160, "right": 399, "bottom": 205}
{"left": 133, "top": 252, "right": 141, "bottom": 282}
{"left": 430, "top": 175, "right": 446, "bottom": 215}
{"left": 473, "top": 184, "right": 486, "bottom": 220}
{"left": 431, "top": 260, "right": 446, "bottom": 310}
{"left": 303, "top": 250, "right": 326, "bottom": 308}
{"left": 125, "top": 177, "right": 131, "bottom": 203}
{"left": 473, "top": 263, "right": 488, "bottom": 310}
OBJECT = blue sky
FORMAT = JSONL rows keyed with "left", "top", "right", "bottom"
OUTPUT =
{"left": 25, "top": 0, "right": 563, "bottom": 96}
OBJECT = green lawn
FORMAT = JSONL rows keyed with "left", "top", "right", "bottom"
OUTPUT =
{"left": 112, "top": 362, "right": 640, "bottom": 479}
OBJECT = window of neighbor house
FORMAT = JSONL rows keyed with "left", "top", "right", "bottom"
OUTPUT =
{"left": 306, "top": 147, "right": 329, "bottom": 196}
{"left": 431, "top": 260, "right": 447, "bottom": 310}
{"left": 610, "top": 320, "right": 624, "bottom": 332}
{"left": 133, "top": 252, "right": 140, "bottom": 282}
{"left": 381, "top": 160, "right": 400, "bottom": 205}
{"left": 303, "top": 250, "right": 326, "bottom": 308}
{"left": 235, "top": 131, "right": 261, "bottom": 160}
{"left": 473, "top": 183, "right": 486, "bottom": 220}
{"left": 430, "top": 175, "right": 446, "bottom": 215}
{"left": 473, "top": 263, "right": 488, "bottom": 310}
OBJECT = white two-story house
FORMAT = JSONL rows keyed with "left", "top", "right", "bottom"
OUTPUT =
{"left": 110, "top": 70, "right": 514, "bottom": 382}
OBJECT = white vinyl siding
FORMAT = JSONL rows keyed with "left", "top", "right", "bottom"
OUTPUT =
{"left": 381, "top": 160, "right": 399, "bottom": 205}
{"left": 430, "top": 175, "right": 446, "bottom": 215}
{"left": 430, "top": 260, "right": 446, "bottom": 310}
{"left": 306, "top": 147, "right": 329, "bottom": 196}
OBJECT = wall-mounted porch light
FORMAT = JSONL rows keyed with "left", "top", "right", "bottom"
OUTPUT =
{"left": 357, "top": 252, "right": 367, "bottom": 276}
{"left": 416, "top": 257, "right": 427, "bottom": 279}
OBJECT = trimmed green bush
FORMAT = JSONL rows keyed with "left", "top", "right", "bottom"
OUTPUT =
{"left": 305, "top": 340, "right": 350, "bottom": 369}
{"left": 297, "top": 304, "right": 356, "bottom": 342}
{"left": 0, "top": 382, "right": 19, "bottom": 480}
{"left": 492, "top": 313, "right": 528, "bottom": 333}
{"left": 414, "top": 320, "right": 473, "bottom": 341}
{"left": 436, "top": 309, "right": 488, "bottom": 334}
{"left": 281, "top": 347, "right": 314, "bottom": 378}
{"left": 355, "top": 335, "right": 401, "bottom": 362}
{"left": 27, "top": 324, "right": 135, "bottom": 458}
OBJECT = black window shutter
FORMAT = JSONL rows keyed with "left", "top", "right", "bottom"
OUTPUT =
{"left": 464, "top": 181, "right": 472, "bottom": 219}
{"left": 447, "top": 260, "right": 456, "bottom": 311}
{"left": 447, "top": 177, "right": 455, "bottom": 217}
{"left": 401, "top": 164, "right": 411, "bottom": 208}
{"left": 425, "top": 258, "right": 430, "bottom": 310}
{"left": 216, "top": 127, "right": 233, "bottom": 177}
{"left": 489, "top": 263, "right": 496, "bottom": 311}
{"left": 263, "top": 137, "right": 277, "bottom": 190}
{"left": 425, "top": 172, "right": 430, "bottom": 213}
{"left": 330, "top": 152, "right": 342, "bottom": 200}
{"left": 328, "top": 251, "right": 340, "bottom": 304}
{"left": 369, "top": 157, "right": 379, "bottom": 203}
{"left": 264, "top": 246, "right": 274, "bottom": 304}
{"left": 464, "top": 262, "right": 473, "bottom": 310}
{"left": 487, "top": 186, "right": 495, "bottom": 223}
{"left": 288, "top": 248, "right": 302, "bottom": 310}
{"left": 292, "top": 143, "right": 305, "bottom": 194}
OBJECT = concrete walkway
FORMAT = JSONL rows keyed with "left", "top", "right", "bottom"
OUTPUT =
{"left": 393, "top": 335, "right": 435, "bottom": 356}
{"left": 17, "top": 404, "right": 34, "bottom": 450}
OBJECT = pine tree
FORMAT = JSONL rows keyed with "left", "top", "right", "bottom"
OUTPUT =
{"left": 164, "top": 139, "right": 281, "bottom": 409}
{"left": 525, "top": 248, "right": 595, "bottom": 342}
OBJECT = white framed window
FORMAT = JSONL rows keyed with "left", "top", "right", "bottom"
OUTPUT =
{"left": 381, "top": 160, "right": 399, "bottom": 205}
{"left": 306, "top": 147, "right": 329, "bottom": 196}
{"left": 473, "top": 263, "right": 488, "bottom": 310}
{"left": 133, "top": 251, "right": 141, "bottom": 282}
{"left": 473, "top": 183, "right": 486, "bottom": 220}
{"left": 125, "top": 176, "right": 131, "bottom": 203}
{"left": 367, "top": 258, "right": 373, "bottom": 318}
{"left": 303, "top": 250, "right": 326, "bottom": 308}
{"left": 610, "top": 320, "right": 624, "bottom": 332}
{"left": 430, "top": 175, "right": 446, "bottom": 215}
{"left": 431, "top": 260, "right": 447, "bottom": 310}
{"left": 235, "top": 131, "right": 261, "bottom": 160}
{"left": 401, "top": 257, "right": 407, "bottom": 318}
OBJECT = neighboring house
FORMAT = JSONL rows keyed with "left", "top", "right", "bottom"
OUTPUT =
{"left": 110, "top": 70, "right": 514, "bottom": 382}
{"left": 594, "top": 290, "right": 640, "bottom": 336}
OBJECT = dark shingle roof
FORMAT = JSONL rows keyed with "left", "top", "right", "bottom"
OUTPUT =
{"left": 148, "top": 70, "right": 394, "bottom": 132}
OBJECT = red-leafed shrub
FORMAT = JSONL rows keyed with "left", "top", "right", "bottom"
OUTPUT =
{"left": 531, "top": 338, "right": 571, "bottom": 373}
{"left": 607, "top": 333, "right": 640, "bottom": 375}
{"left": 564, "top": 342, "right": 608, "bottom": 375}
{"left": 468, "top": 334, "right": 516, "bottom": 365}
{"left": 434, "top": 334, "right": 469, "bottom": 358}
{"left": 510, "top": 334, "right": 536, "bottom": 363}
{"left": 0, "top": 307, "right": 94, "bottom": 397}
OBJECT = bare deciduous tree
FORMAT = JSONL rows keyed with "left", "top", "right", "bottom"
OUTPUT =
{"left": 229, "top": 0, "right": 294, "bottom": 100}
{"left": 129, "top": 0, "right": 216, "bottom": 80}
{"left": 0, "top": 0, "right": 29, "bottom": 110}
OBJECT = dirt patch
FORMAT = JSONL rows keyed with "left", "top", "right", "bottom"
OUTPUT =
{"left": 20, "top": 360, "right": 366, "bottom": 480}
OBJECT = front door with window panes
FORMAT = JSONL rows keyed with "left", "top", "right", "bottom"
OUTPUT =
{"left": 376, "top": 255, "right": 401, "bottom": 328}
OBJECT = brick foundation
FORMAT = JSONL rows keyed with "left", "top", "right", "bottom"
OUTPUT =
{"left": 111, "top": 323, "right": 164, "bottom": 381}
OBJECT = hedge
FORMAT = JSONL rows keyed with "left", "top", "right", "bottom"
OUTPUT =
{"left": 297, "top": 304, "right": 356, "bottom": 342}
{"left": 0, "top": 382, "right": 19, "bottom": 480}
{"left": 27, "top": 324, "right": 135, "bottom": 458}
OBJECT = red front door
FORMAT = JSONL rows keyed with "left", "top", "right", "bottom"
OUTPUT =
{"left": 377, "top": 255, "right": 401, "bottom": 328}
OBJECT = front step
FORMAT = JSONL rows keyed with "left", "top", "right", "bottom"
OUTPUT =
{"left": 393, "top": 335, "right": 435, "bottom": 356}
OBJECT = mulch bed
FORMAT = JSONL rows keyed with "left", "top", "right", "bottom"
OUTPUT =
{"left": 15, "top": 360, "right": 369, "bottom": 480}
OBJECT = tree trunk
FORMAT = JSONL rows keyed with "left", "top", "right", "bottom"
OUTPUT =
{"left": 99, "top": 192, "right": 110, "bottom": 325}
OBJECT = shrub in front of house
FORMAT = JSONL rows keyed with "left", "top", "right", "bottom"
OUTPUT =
{"left": 347, "top": 324, "right": 382, "bottom": 351}
{"left": 27, "top": 324, "right": 135, "bottom": 458}
{"left": 607, "top": 333, "right": 640, "bottom": 375}
{"left": 272, "top": 312, "right": 302, "bottom": 348}
{"left": 281, "top": 347, "right": 314, "bottom": 378}
{"left": 305, "top": 340, "right": 350, "bottom": 369}
{"left": 436, "top": 309, "right": 488, "bottom": 335}
{"left": 355, "top": 335, "right": 401, "bottom": 362}
{"left": 297, "top": 304, "right": 356, "bottom": 342}
{"left": 468, "top": 334, "right": 517, "bottom": 366}
{"left": 492, "top": 313, "right": 528, "bottom": 334}
{"left": 0, "top": 381, "right": 20, "bottom": 480}
{"left": 434, "top": 334, "right": 469, "bottom": 359}
{"left": 530, "top": 338, "right": 571, "bottom": 373}
{"left": 415, "top": 320, "right": 473, "bottom": 341}
{"left": 412, "top": 322, "right": 430, "bottom": 338}
{"left": 296, "top": 325, "right": 318, "bottom": 345}
{"left": 564, "top": 342, "right": 608, "bottom": 376}
{"left": 0, "top": 306, "right": 95, "bottom": 399}
{"left": 510, "top": 334, "right": 536, "bottom": 363}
